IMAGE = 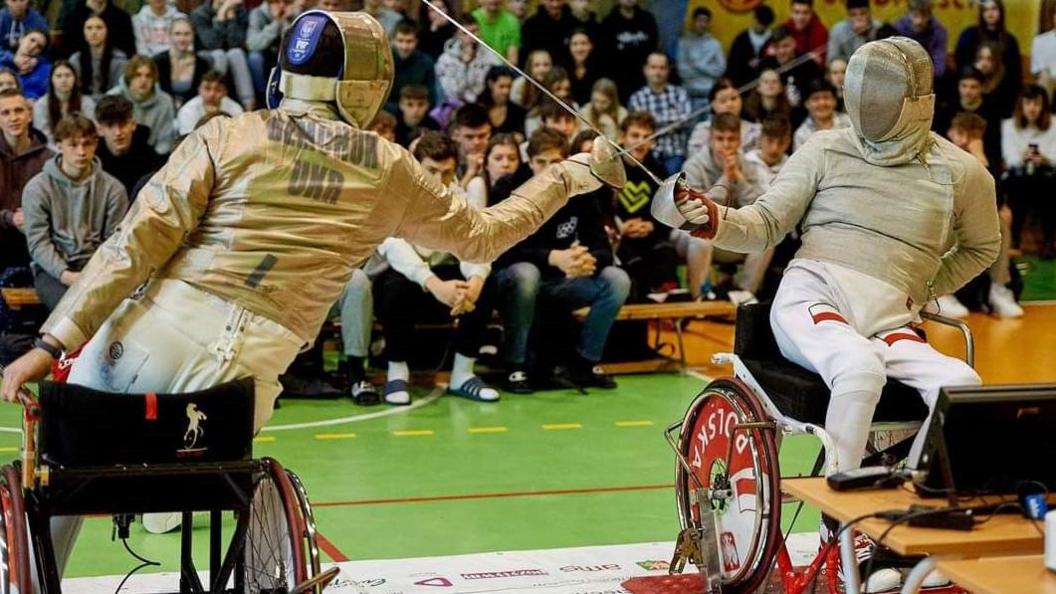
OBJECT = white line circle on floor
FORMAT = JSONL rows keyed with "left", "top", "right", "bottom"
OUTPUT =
{"left": 261, "top": 386, "right": 445, "bottom": 432}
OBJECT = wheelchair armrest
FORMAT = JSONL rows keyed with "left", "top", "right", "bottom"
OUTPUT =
{"left": 920, "top": 311, "right": 974, "bottom": 368}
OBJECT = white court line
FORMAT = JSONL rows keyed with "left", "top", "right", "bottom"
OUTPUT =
{"left": 262, "top": 386, "right": 445, "bottom": 432}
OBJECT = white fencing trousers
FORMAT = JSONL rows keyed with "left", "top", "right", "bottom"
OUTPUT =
{"left": 769, "top": 259, "right": 981, "bottom": 475}
{"left": 37, "top": 278, "right": 305, "bottom": 589}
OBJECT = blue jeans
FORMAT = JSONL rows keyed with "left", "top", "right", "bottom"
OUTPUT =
{"left": 661, "top": 154, "right": 686, "bottom": 176}
{"left": 248, "top": 50, "right": 269, "bottom": 95}
{"left": 495, "top": 262, "right": 630, "bottom": 364}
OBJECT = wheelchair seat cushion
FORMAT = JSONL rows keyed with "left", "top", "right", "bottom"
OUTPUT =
{"left": 741, "top": 358, "right": 928, "bottom": 425}
{"left": 38, "top": 377, "right": 255, "bottom": 468}
{"left": 735, "top": 302, "right": 929, "bottom": 425}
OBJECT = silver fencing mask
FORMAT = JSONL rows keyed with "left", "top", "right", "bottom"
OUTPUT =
{"left": 844, "top": 37, "right": 935, "bottom": 144}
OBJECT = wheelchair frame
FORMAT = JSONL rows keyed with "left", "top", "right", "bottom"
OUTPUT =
{"left": 664, "top": 311, "right": 974, "bottom": 594}
{"left": 0, "top": 379, "right": 338, "bottom": 594}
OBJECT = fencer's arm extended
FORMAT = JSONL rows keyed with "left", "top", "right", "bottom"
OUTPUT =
{"left": 929, "top": 160, "right": 1002, "bottom": 298}
{"left": 706, "top": 141, "right": 821, "bottom": 252}
{"left": 389, "top": 150, "right": 602, "bottom": 265}
{"left": 39, "top": 122, "right": 217, "bottom": 351}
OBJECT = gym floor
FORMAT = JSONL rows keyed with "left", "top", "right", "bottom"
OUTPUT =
{"left": 2, "top": 257, "right": 1053, "bottom": 586}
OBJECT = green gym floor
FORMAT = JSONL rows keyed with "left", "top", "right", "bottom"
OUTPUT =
{"left": 0, "top": 255, "right": 1051, "bottom": 584}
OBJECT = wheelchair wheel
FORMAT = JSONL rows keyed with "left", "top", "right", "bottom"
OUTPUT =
{"left": 244, "top": 457, "right": 308, "bottom": 592}
{"left": 285, "top": 469, "right": 328, "bottom": 592}
{"left": 675, "top": 378, "right": 781, "bottom": 593}
{"left": 0, "top": 466, "right": 30, "bottom": 594}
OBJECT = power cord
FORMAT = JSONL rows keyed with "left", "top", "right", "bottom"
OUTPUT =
{"left": 111, "top": 514, "right": 160, "bottom": 594}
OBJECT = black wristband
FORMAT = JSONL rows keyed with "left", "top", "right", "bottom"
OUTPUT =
{"left": 33, "top": 338, "right": 62, "bottom": 359}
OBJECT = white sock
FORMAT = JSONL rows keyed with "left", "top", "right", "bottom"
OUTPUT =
{"left": 387, "top": 361, "right": 409, "bottom": 383}
{"left": 450, "top": 353, "right": 476, "bottom": 389}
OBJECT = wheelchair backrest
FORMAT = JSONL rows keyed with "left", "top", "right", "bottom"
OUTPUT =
{"left": 37, "top": 378, "right": 255, "bottom": 468}
{"left": 734, "top": 302, "right": 783, "bottom": 361}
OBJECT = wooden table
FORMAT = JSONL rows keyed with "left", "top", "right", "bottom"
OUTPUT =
{"left": 936, "top": 555, "right": 1056, "bottom": 594}
{"left": 573, "top": 301, "right": 735, "bottom": 372}
{"left": 782, "top": 477, "right": 1045, "bottom": 593}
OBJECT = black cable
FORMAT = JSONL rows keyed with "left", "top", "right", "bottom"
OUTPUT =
{"left": 113, "top": 537, "right": 161, "bottom": 594}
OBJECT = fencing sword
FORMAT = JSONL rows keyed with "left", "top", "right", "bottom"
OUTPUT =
{"left": 418, "top": 0, "right": 668, "bottom": 187}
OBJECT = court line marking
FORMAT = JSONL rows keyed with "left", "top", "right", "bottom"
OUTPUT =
{"left": 254, "top": 436, "right": 276, "bottom": 443}
{"left": 313, "top": 483, "right": 674, "bottom": 508}
{"left": 393, "top": 429, "right": 434, "bottom": 437}
{"left": 615, "top": 420, "right": 654, "bottom": 428}
{"left": 315, "top": 433, "right": 357, "bottom": 440}
{"left": 467, "top": 426, "right": 508, "bottom": 434}
{"left": 261, "top": 386, "right": 444, "bottom": 432}
{"left": 315, "top": 530, "right": 349, "bottom": 562}
{"left": 542, "top": 423, "right": 582, "bottom": 430}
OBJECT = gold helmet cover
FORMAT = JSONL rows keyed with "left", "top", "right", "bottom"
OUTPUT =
{"left": 272, "top": 10, "right": 394, "bottom": 128}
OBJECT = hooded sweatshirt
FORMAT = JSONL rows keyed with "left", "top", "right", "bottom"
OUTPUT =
{"left": 133, "top": 3, "right": 183, "bottom": 58}
{"left": 108, "top": 77, "right": 177, "bottom": 155}
{"left": 684, "top": 145, "right": 766, "bottom": 209}
{"left": 0, "top": 7, "right": 49, "bottom": 53}
{"left": 21, "top": 155, "right": 128, "bottom": 278}
{"left": 0, "top": 126, "right": 51, "bottom": 268}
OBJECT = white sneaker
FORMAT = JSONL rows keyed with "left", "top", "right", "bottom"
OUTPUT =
{"left": 851, "top": 532, "right": 903, "bottom": 593}
{"left": 727, "top": 290, "right": 758, "bottom": 307}
{"left": 922, "top": 569, "right": 951, "bottom": 588}
{"left": 930, "top": 294, "right": 969, "bottom": 318}
{"left": 142, "top": 512, "right": 182, "bottom": 534}
{"left": 988, "top": 284, "right": 1024, "bottom": 318}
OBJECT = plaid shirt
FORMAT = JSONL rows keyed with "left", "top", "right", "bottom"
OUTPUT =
{"left": 628, "top": 83, "right": 692, "bottom": 159}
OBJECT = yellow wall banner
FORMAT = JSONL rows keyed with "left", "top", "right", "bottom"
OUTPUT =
{"left": 689, "top": 0, "right": 1042, "bottom": 57}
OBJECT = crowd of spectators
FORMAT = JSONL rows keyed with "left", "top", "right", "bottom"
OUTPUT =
{"left": 1, "top": 0, "right": 1054, "bottom": 405}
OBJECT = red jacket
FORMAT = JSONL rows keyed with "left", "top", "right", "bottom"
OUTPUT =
{"left": 785, "top": 13, "right": 829, "bottom": 65}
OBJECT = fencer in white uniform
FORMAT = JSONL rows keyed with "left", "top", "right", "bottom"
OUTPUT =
{"left": 656, "top": 37, "right": 1001, "bottom": 591}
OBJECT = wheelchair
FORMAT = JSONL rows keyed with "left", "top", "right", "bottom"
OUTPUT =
{"left": 665, "top": 303, "right": 974, "bottom": 594}
{"left": 0, "top": 376, "right": 339, "bottom": 593}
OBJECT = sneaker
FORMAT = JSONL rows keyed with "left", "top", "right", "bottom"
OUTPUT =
{"left": 448, "top": 376, "right": 500, "bottom": 402}
{"left": 280, "top": 374, "right": 343, "bottom": 398}
{"left": 988, "top": 284, "right": 1024, "bottom": 318}
{"left": 570, "top": 363, "right": 618, "bottom": 390}
{"left": 142, "top": 512, "right": 182, "bottom": 534}
{"left": 852, "top": 533, "right": 902, "bottom": 593}
{"left": 921, "top": 569, "right": 951, "bottom": 588}
{"left": 383, "top": 379, "right": 411, "bottom": 406}
{"left": 727, "top": 289, "right": 759, "bottom": 307}
{"left": 928, "top": 294, "right": 969, "bottom": 319}
{"left": 350, "top": 380, "right": 380, "bottom": 406}
{"left": 504, "top": 369, "right": 534, "bottom": 394}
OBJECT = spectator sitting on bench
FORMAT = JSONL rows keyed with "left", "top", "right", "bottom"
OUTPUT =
{"left": 684, "top": 112, "right": 773, "bottom": 304}
{"left": 94, "top": 94, "right": 160, "bottom": 199}
{"left": 490, "top": 127, "right": 629, "bottom": 393}
{"left": 1, "top": 87, "right": 51, "bottom": 273}
{"left": 22, "top": 114, "right": 127, "bottom": 310}
{"left": 374, "top": 132, "right": 499, "bottom": 405}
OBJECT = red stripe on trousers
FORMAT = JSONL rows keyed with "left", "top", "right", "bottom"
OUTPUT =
{"left": 811, "top": 311, "right": 847, "bottom": 325}
{"left": 883, "top": 332, "right": 926, "bottom": 346}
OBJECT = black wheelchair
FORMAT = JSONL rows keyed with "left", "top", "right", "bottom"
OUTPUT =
{"left": 0, "top": 375, "right": 339, "bottom": 593}
{"left": 666, "top": 303, "right": 973, "bottom": 594}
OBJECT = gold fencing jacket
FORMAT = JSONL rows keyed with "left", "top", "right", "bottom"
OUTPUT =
{"left": 44, "top": 100, "right": 603, "bottom": 350}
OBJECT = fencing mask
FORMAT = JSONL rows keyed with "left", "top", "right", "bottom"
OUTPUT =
{"left": 844, "top": 37, "right": 935, "bottom": 163}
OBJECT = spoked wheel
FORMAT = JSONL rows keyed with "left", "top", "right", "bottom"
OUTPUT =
{"left": 244, "top": 457, "right": 308, "bottom": 593}
{"left": 675, "top": 378, "right": 782, "bottom": 593}
{"left": 286, "top": 469, "right": 339, "bottom": 593}
{"left": 0, "top": 465, "right": 30, "bottom": 594}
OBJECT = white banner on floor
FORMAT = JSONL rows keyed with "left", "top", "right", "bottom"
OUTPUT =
{"left": 63, "top": 535, "right": 818, "bottom": 593}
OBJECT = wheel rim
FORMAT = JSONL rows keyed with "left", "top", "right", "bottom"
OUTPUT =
{"left": 676, "top": 384, "right": 774, "bottom": 586}
{"left": 244, "top": 459, "right": 308, "bottom": 592}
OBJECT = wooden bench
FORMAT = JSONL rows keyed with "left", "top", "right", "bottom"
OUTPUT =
{"left": 574, "top": 301, "right": 736, "bottom": 373}
{"left": 1, "top": 288, "right": 42, "bottom": 310}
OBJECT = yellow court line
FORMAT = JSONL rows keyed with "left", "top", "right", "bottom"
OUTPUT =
{"left": 253, "top": 436, "right": 276, "bottom": 443}
{"left": 615, "top": 420, "right": 655, "bottom": 428}
{"left": 0, "top": 447, "right": 16, "bottom": 453}
{"left": 542, "top": 423, "right": 582, "bottom": 431}
{"left": 467, "top": 426, "right": 508, "bottom": 434}
{"left": 315, "top": 433, "right": 357, "bottom": 440}
{"left": 393, "top": 429, "right": 434, "bottom": 437}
